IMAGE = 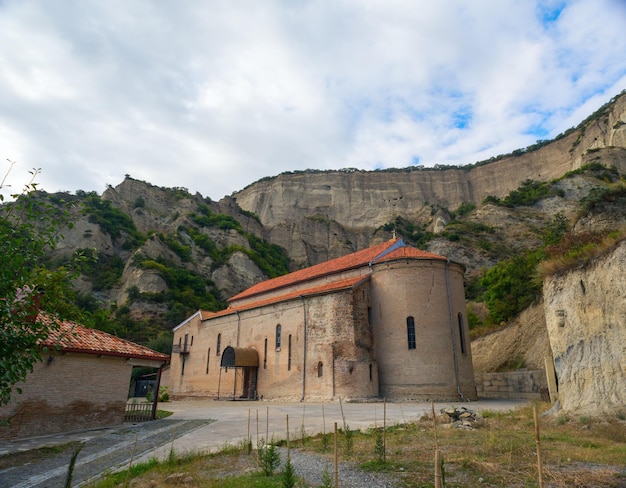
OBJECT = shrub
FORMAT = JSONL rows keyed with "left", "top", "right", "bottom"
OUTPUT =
{"left": 257, "top": 438, "right": 280, "bottom": 476}
{"left": 455, "top": 202, "right": 476, "bottom": 217}
{"left": 82, "top": 195, "right": 145, "bottom": 246}
{"left": 501, "top": 179, "right": 554, "bottom": 207}
{"left": 281, "top": 458, "right": 297, "bottom": 488}
{"left": 480, "top": 250, "right": 543, "bottom": 324}
{"left": 380, "top": 216, "right": 434, "bottom": 248}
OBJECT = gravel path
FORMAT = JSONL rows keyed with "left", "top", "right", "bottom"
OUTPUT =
{"left": 280, "top": 448, "right": 399, "bottom": 488}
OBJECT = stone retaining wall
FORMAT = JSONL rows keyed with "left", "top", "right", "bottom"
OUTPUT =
{"left": 475, "top": 369, "right": 548, "bottom": 400}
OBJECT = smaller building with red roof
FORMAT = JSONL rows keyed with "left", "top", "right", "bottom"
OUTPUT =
{"left": 168, "top": 238, "right": 476, "bottom": 402}
{"left": 0, "top": 314, "right": 169, "bottom": 440}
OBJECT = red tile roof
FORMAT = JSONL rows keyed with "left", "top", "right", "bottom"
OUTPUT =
{"left": 38, "top": 313, "right": 170, "bottom": 362}
{"left": 229, "top": 238, "right": 445, "bottom": 303}
{"left": 206, "top": 275, "right": 369, "bottom": 320}
{"left": 376, "top": 245, "right": 448, "bottom": 263}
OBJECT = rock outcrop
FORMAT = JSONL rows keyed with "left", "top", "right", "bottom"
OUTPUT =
{"left": 471, "top": 301, "right": 550, "bottom": 374}
{"left": 543, "top": 240, "right": 626, "bottom": 414}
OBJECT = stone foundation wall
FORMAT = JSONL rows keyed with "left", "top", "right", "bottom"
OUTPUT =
{"left": 475, "top": 370, "right": 548, "bottom": 400}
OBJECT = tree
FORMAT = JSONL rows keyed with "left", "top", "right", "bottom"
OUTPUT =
{"left": 0, "top": 163, "right": 75, "bottom": 406}
{"left": 480, "top": 250, "right": 543, "bottom": 324}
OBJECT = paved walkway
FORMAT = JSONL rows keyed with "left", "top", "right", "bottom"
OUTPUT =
{"left": 0, "top": 398, "right": 527, "bottom": 487}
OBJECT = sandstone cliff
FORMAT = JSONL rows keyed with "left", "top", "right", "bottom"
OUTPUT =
{"left": 543, "top": 240, "right": 626, "bottom": 414}
{"left": 233, "top": 92, "right": 626, "bottom": 265}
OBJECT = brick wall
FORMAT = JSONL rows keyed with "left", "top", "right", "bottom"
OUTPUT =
{"left": 167, "top": 284, "right": 378, "bottom": 401}
{"left": 167, "top": 257, "right": 476, "bottom": 402}
{"left": 0, "top": 353, "right": 132, "bottom": 440}
{"left": 370, "top": 260, "right": 477, "bottom": 401}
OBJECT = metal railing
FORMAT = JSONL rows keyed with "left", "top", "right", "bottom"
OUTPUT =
{"left": 124, "top": 402, "right": 155, "bottom": 422}
{"left": 172, "top": 344, "right": 189, "bottom": 354}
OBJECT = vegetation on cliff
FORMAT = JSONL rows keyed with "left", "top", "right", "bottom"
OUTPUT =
{"left": 373, "top": 163, "right": 625, "bottom": 338}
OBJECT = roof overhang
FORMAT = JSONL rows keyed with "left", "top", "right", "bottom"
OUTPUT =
{"left": 126, "top": 357, "right": 169, "bottom": 368}
{"left": 220, "top": 346, "right": 259, "bottom": 368}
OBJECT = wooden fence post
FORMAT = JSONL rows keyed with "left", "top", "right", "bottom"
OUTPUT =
{"left": 286, "top": 414, "right": 290, "bottom": 461}
{"left": 334, "top": 422, "right": 339, "bottom": 488}
{"left": 534, "top": 405, "right": 544, "bottom": 488}
{"left": 383, "top": 397, "right": 387, "bottom": 463}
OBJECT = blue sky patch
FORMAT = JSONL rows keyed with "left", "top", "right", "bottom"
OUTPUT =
{"left": 452, "top": 109, "right": 472, "bottom": 130}
{"left": 537, "top": 1, "right": 566, "bottom": 25}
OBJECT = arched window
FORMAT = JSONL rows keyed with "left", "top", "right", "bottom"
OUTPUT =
{"left": 407, "top": 316, "right": 416, "bottom": 350}
{"left": 216, "top": 333, "right": 221, "bottom": 355}
{"left": 317, "top": 361, "right": 324, "bottom": 377}
{"left": 458, "top": 313, "right": 466, "bottom": 354}
{"left": 276, "top": 324, "right": 282, "bottom": 350}
{"left": 287, "top": 334, "right": 292, "bottom": 371}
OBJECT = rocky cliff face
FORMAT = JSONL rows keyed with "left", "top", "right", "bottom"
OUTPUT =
{"left": 543, "top": 240, "right": 626, "bottom": 414}
{"left": 233, "top": 92, "right": 626, "bottom": 265}
{"left": 49, "top": 180, "right": 269, "bottom": 323}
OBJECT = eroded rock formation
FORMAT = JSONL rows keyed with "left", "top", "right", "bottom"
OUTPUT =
{"left": 543, "top": 240, "right": 626, "bottom": 414}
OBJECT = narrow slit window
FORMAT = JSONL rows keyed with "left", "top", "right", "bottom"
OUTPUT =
{"left": 206, "top": 348, "right": 210, "bottom": 374}
{"left": 287, "top": 334, "right": 292, "bottom": 371}
{"left": 458, "top": 313, "right": 466, "bottom": 355}
{"left": 216, "top": 333, "right": 221, "bottom": 355}
{"left": 407, "top": 316, "right": 416, "bottom": 350}
{"left": 264, "top": 338, "right": 268, "bottom": 369}
{"left": 317, "top": 361, "right": 323, "bottom": 377}
{"left": 276, "top": 324, "right": 282, "bottom": 350}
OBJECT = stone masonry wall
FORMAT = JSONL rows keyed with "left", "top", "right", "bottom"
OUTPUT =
{"left": 475, "top": 370, "right": 548, "bottom": 400}
{"left": 167, "top": 284, "right": 377, "bottom": 401}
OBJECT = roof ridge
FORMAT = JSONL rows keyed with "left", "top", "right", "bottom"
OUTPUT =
{"left": 228, "top": 239, "right": 399, "bottom": 303}
{"left": 370, "top": 238, "right": 406, "bottom": 264}
{"left": 206, "top": 275, "right": 370, "bottom": 320}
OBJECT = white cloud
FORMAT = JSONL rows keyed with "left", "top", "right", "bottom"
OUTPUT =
{"left": 0, "top": 0, "right": 624, "bottom": 200}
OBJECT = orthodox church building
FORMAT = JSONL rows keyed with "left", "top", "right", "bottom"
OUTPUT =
{"left": 167, "top": 238, "right": 477, "bottom": 401}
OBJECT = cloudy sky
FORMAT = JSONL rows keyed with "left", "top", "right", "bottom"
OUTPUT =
{"left": 1, "top": 0, "right": 626, "bottom": 201}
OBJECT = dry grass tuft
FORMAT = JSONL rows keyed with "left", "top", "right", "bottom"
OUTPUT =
{"left": 539, "top": 230, "right": 626, "bottom": 278}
